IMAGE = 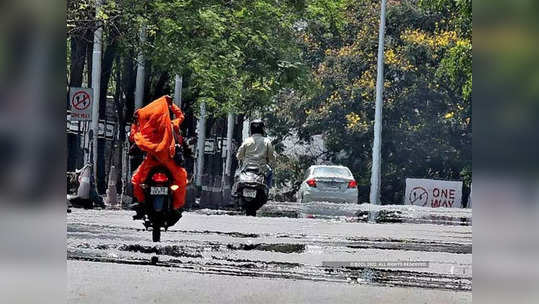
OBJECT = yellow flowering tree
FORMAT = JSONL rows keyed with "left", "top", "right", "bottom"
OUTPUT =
{"left": 268, "top": 0, "right": 472, "bottom": 203}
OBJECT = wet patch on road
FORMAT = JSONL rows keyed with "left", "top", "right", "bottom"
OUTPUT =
{"left": 226, "top": 243, "right": 306, "bottom": 253}
{"left": 118, "top": 244, "right": 204, "bottom": 258}
{"left": 68, "top": 253, "right": 471, "bottom": 291}
{"left": 170, "top": 230, "right": 260, "bottom": 238}
{"left": 344, "top": 237, "right": 472, "bottom": 254}
{"left": 324, "top": 266, "right": 472, "bottom": 291}
{"left": 258, "top": 202, "right": 472, "bottom": 226}
{"left": 214, "top": 256, "right": 303, "bottom": 268}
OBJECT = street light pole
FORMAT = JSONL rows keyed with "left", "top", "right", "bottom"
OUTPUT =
{"left": 195, "top": 102, "right": 207, "bottom": 187}
{"left": 91, "top": 0, "right": 103, "bottom": 184}
{"left": 134, "top": 26, "right": 146, "bottom": 110}
{"left": 174, "top": 75, "right": 183, "bottom": 108}
{"left": 224, "top": 112, "right": 235, "bottom": 182}
{"left": 369, "top": 0, "right": 387, "bottom": 205}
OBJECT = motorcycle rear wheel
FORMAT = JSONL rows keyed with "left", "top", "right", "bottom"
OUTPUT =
{"left": 245, "top": 205, "right": 257, "bottom": 216}
{"left": 240, "top": 196, "right": 258, "bottom": 216}
{"left": 152, "top": 222, "right": 161, "bottom": 242}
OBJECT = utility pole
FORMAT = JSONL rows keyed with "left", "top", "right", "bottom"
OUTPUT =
{"left": 91, "top": 0, "right": 103, "bottom": 185}
{"left": 369, "top": 0, "right": 387, "bottom": 205}
{"left": 223, "top": 112, "right": 235, "bottom": 184}
{"left": 134, "top": 26, "right": 146, "bottom": 110}
{"left": 174, "top": 75, "right": 183, "bottom": 108}
{"left": 195, "top": 102, "right": 207, "bottom": 187}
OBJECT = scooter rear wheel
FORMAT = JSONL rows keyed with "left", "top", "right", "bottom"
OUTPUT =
{"left": 245, "top": 206, "right": 257, "bottom": 216}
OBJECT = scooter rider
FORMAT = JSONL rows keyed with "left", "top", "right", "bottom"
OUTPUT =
{"left": 236, "top": 119, "right": 276, "bottom": 188}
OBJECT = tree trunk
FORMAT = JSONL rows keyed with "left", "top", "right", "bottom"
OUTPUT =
{"left": 86, "top": 35, "right": 93, "bottom": 86}
{"left": 122, "top": 52, "right": 136, "bottom": 122}
{"left": 68, "top": 34, "right": 87, "bottom": 88}
{"left": 99, "top": 32, "right": 119, "bottom": 117}
{"left": 153, "top": 71, "right": 170, "bottom": 99}
{"left": 143, "top": 60, "right": 152, "bottom": 104}
{"left": 95, "top": 31, "right": 119, "bottom": 194}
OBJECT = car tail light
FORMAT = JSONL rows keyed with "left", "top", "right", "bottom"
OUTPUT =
{"left": 348, "top": 180, "right": 357, "bottom": 188}
{"left": 306, "top": 179, "right": 316, "bottom": 187}
{"left": 152, "top": 172, "right": 168, "bottom": 183}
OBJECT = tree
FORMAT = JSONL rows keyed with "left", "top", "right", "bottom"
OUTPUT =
{"left": 269, "top": 0, "right": 472, "bottom": 203}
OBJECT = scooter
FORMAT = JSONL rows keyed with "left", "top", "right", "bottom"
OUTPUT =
{"left": 66, "top": 164, "right": 105, "bottom": 209}
{"left": 136, "top": 166, "right": 182, "bottom": 242}
{"left": 235, "top": 164, "right": 269, "bottom": 216}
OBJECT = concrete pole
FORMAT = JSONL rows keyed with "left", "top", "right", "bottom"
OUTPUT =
{"left": 195, "top": 102, "right": 207, "bottom": 186}
{"left": 242, "top": 118, "right": 250, "bottom": 141}
{"left": 369, "top": 0, "right": 387, "bottom": 205}
{"left": 82, "top": 121, "right": 89, "bottom": 165}
{"left": 105, "top": 165, "right": 118, "bottom": 208}
{"left": 174, "top": 75, "right": 183, "bottom": 108}
{"left": 224, "top": 112, "right": 235, "bottom": 181}
{"left": 120, "top": 139, "right": 129, "bottom": 206}
{"left": 91, "top": 0, "right": 103, "bottom": 184}
{"left": 134, "top": 26, "right": 146, "bottom": 110}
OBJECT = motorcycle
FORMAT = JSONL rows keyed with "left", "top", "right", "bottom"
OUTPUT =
{"left": 137, "top": 166, "right": 181, "bottom": 242}
{"left": 234, "top": 164, "right": 269, "bottom": 216}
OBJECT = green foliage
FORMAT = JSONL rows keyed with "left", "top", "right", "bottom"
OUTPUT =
{"left": 143, "top": 0, "right": 310, "bottom": 116}
{"left": 68, "top": 0, "right": 310, "bottom": 116}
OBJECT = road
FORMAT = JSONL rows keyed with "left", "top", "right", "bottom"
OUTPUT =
{"left": 67, "top": 202, "right": 472, "bottom": 303}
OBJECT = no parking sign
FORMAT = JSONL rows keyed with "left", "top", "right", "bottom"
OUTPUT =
{"left": 69, "top": 87, "right": 93, "bottom": 121}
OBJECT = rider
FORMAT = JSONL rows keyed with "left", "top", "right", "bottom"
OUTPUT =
{"left": 236, "top": 119, "right": 276, "bottom": 188}
{"left": 129, "top": 95, "right": 188, "bottom": 222}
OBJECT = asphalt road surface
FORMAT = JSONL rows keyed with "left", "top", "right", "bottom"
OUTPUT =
{"left": 67, "top": 202, "right": 472, "bottom": 303}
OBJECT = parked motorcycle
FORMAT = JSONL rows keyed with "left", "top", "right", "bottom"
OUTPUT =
{"left": 136, "top": 166, "right": 181, "bottom": 242}
{"left": 235, "top": 164, "right": 269, "bottom": 216}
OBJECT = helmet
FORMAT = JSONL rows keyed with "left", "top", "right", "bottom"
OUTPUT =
{"left": 249, "top": 119, "right": 265, "bottom": 135}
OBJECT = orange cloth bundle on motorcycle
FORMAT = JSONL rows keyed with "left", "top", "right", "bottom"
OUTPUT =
{"left": 130, "top": 95, "right": 187, "bottom": 209}
{"left": 130, "top": 95, "right": 182, "bottom": 160}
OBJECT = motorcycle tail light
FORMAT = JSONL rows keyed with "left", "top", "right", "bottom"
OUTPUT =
{"left": 306, "top": 179, "right": 316, "bottom": 187}
{"left": 348, "top": 180, "right": 357, "bottom": 188}
{"left": 152, "top": 172, "right": 168, "bottom": 183}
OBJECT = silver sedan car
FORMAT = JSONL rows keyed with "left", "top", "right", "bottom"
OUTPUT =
{"left": 297, "top": 165, "right": 358, "bottom": 204}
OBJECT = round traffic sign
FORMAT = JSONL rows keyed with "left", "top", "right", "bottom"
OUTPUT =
{"left": 71, "top": 91, "right": 91, "bottom": 110}
{"left": 408, "top": 186, "right": 428, "bottom": 206}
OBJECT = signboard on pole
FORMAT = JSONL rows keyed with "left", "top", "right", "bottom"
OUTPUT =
{"left": 404, "top": 178, "right": 463, "bottom": 208}
{"left": 204, "top": 139, "right": 216, "bottom": 154}
{"left": 69, "top": 87, "right": 93, "bottom": 121}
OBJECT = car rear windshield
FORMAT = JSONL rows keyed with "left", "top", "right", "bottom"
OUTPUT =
{"left": 312, "top": 167, "right": 352, "bottom": 178}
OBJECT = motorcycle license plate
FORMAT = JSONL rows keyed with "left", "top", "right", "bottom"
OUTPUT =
{"left": 243, "top": 188, "right": 257, "bottom": 198}
{"left": 150, "top": 187, "right": 168, "bottom": 195}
